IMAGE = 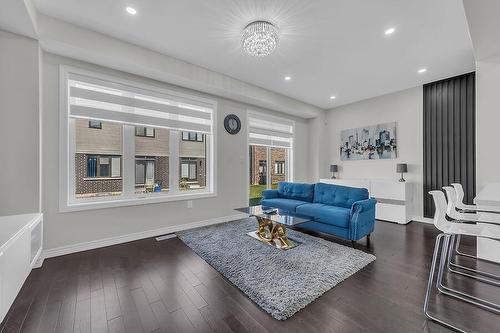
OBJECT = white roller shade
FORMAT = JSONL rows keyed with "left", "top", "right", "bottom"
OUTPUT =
{"left": 248, "top": 112, "right": 294, "bottom": 148}
{"left": 66, "top": 72, "right": 214, "bottom": 133}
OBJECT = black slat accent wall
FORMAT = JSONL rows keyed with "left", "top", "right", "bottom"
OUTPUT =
{"left": 423, "top": 72, "right": 476, "bottom": 218}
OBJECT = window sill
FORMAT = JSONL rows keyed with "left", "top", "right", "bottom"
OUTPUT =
{"left": 61, "top": 191, "right": 216, "bottom": 212}
{"left": 83, "top": 177, "right": 122, "bottom": 181}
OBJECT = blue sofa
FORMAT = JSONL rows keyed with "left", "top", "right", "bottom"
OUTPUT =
{"left": 261, "top": 182, "right": 376, "bottom": 244}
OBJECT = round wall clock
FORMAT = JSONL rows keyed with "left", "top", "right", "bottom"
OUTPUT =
{"left": 224, "top": 114, "right": 241, "bottom": 135}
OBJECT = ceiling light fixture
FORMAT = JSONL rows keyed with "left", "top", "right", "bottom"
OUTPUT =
{"left": 384, "top": 27, "right": 396, "bottom": 35}
{"left": 330, "top": 96, "right": 336, "bottom": 100}
{"left": 126, "top": 6, "right": 137, "bottom": 15}
{"left": 242, "top": 20, "right": 279, "bottom": 57}
{"left": 418, "top": 68, "right": 427, "bottom": 73}
{"left": 284, "top": 76, "right": 291, "bottom": 81}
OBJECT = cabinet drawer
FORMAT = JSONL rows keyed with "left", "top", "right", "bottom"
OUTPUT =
{"left": 376, "top": 202, "right": 408, "bottom": 224}
{"left": 371, "top": 180, "right": 407, "bottom": 200}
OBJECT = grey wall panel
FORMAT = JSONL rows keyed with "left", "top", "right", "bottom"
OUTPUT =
{"left": 423, "top": 73, "right": 475, "bottom": 218}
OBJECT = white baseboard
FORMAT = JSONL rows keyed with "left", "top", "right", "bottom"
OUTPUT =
{"left": 411, "top": 215, "right": 433, "bottom": 224}
{"left": 155, "top": 234, "right": 177, "bottom": 241}
{"left": 41, "top": 213, "right": 247, "bottom": 261}
{"left": 31, "top": 247, "right": 44, "bottom": 269}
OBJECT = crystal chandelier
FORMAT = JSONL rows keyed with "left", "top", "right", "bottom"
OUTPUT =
{"left": 241, "top": 20, "right": 279, "bottom": 57}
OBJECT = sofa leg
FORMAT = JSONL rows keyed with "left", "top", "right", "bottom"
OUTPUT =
{"left": 366, "top": 233, "right": 371, "bottom": 247}
{"left": 351, "top": 240, "right": 356, "bottom": 248}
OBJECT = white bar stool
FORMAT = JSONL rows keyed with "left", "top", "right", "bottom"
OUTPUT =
{"left": 424, "top": 191, "right": 500, "bottom": 332}
{"left": 442, "top": 186, "right": 500, "bottom": 285}
{"left": 443, "top": 186, "right": 500, "bottom": 224}
{"left": 452, "top": 183, "right": 500, "bottom": 213}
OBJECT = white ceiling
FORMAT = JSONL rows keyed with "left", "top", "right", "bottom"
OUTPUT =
{"left": 0, "top": 0, "right": 38, "bottom": 38}
{"left": 33, "top": 0, "right": 474, "bottom": 109}
{"left": 463, "top": 0, "right": 500, "bottom": 61}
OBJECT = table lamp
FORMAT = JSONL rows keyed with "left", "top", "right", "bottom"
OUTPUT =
{"left": 330, "top": 165, "right": 338, "bottom": 179}
{"left": 396, "top": 163, "right": 408, "bottom": 182}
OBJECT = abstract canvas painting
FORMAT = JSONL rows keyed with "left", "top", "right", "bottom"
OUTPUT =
{"left": 340, "top": 122, "right": 397, "bottom": 160}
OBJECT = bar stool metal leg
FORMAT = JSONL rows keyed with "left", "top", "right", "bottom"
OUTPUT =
{"left": 436, "top": 235, "right": 500, "bottom": 313}
{"left": 424, "top": 233, "right": 467, "bottom": 333}
{"left": 436, "top": 234, "right": 450, "bottom": 289}
{"left": 447, "top": 235, "right": 500, "bottom": 286}
{"left": 426, "top": 190, "right": 500, "bottom": 331}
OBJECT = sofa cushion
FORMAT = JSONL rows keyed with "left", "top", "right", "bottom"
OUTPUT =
{"left": 278, "top": 182, "right": 315, "bottom": 202}
{"left": 295, "top": 203, "right": 326, "bottom": 219}
{"left": 296, "top": 203, "right": 351, "bottom": 228}
{"left": 261, "top": 198, "right": 308, "bottom": 213}
{"left": 313, "top": 183, "right": 368, "bottom": 209}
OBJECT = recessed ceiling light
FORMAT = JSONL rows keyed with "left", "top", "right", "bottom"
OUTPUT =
{"left": 418, "top": 68, "right": 427, "bottom": 73}
{"left": 284, "top": 76, "right": 291, "bottom": 81}
{"left": 330, "top": 96, "right": 336, "bottom": 100}
{"left": 384, "top": 27, "right": 396, "bottom": 35}
{"left": 126, "top": 7, "right": 137, "bottom": 15}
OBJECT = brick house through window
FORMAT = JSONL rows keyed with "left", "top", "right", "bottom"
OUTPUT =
{"left": 75, "top": 121, "right": 207, "bottom": 197}
{"left": 179, "top": 132, "right": 206, "bottom": 190}
{"left": 249, "top": 146, "right": 287, "bottom": 186}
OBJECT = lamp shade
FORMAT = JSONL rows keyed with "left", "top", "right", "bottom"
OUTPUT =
{"left": 330, "top": 165, "right": 338, "bottom": 172}
{"left": 396, "top": 163, "right": 408, "bottom": 173}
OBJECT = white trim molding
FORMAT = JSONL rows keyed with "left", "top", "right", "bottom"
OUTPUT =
{"left": 40, "top": 213, "right": 247, "bottom": 262}
{"left": 412, "top": 216, "right": 433, "bottom": 224}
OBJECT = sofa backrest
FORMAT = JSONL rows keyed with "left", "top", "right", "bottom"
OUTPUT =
{"left": 278, "top": 182, "right": 315, "bottom": 202}
{"left": 313, "top": 183, "right": 368, "bottom": 208}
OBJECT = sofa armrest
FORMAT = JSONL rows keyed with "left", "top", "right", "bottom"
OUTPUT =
{"left": 351, "top": 198, "right": 377, "bottom": 215}
{"left": 262, "top": 189, "right": 279, "bottom": 199}
{"left": 349, "top": 198, "right": 377, "bottom": 240}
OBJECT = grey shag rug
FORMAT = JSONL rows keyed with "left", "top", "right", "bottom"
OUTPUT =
{"left": 177, "top": 218, "right": 375, "bottom": 320}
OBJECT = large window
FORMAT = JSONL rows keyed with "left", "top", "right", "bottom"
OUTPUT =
{"left": 61, "top": 67, "right": 215, "bottom": 211}
{"left": 248, "top": 112, "right": 293, "bottom": 206}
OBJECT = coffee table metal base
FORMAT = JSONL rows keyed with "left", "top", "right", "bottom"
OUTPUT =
{"left": 247, "top": 216, "right": 301, "bottom": 250}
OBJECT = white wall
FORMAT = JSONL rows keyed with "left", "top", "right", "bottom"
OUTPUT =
{"left": 38, "top": 15, "right": 322, "bottom": 119}
{"left": 324, "top": 87, "right": 424, "bottom": 220}
{"left": 308, "top": 113, "right": 328, "bottom": 180}
{"left": 0, "top": 30, "right": 40, "bottom": 215}
{"left": 42, "top": 52, "right": 312, "bottom": 250}
{"left": 476, "top": 56, "right": 500, "bottom": 191}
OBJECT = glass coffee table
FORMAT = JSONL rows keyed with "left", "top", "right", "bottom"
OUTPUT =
{"left": 235, "top": 206, "right": 315, "bottom": 250}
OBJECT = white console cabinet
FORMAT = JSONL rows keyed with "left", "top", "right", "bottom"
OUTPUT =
{"left": 0, "top": 213, "right": 43, "bottom": 322}
{"left": 320, "top": 179, "right": 412, "bottom": 224}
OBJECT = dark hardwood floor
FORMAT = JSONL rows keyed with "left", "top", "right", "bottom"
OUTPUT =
{"left": 1, "top": 220, "right": 499, "bottom": 333}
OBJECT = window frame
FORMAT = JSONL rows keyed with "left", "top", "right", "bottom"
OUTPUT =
{"left": 88, "top": 120, "right": 102, "bottom": 129}
{"left": 135, "top": 127, "right": 155, "bottom": 138}
{"left": 135, "top": 157, "right": 156, "bottom": 186}
{"left": 180, "top": 158, "right": 198, "bottom": 181}
{"left": 85, "top": 154, "right": 122, "bottom": 179}
{"left": 59, "top": 65, "right": 217, "bottom": 212}
{"left": 274, "top": 160, "right": 285, "bottom": 175}
{"left": 246, "top": 110, "right": 295, "bottom": 205}
{"left": 182, "top": 131, "right": 204, "bottom": 142}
